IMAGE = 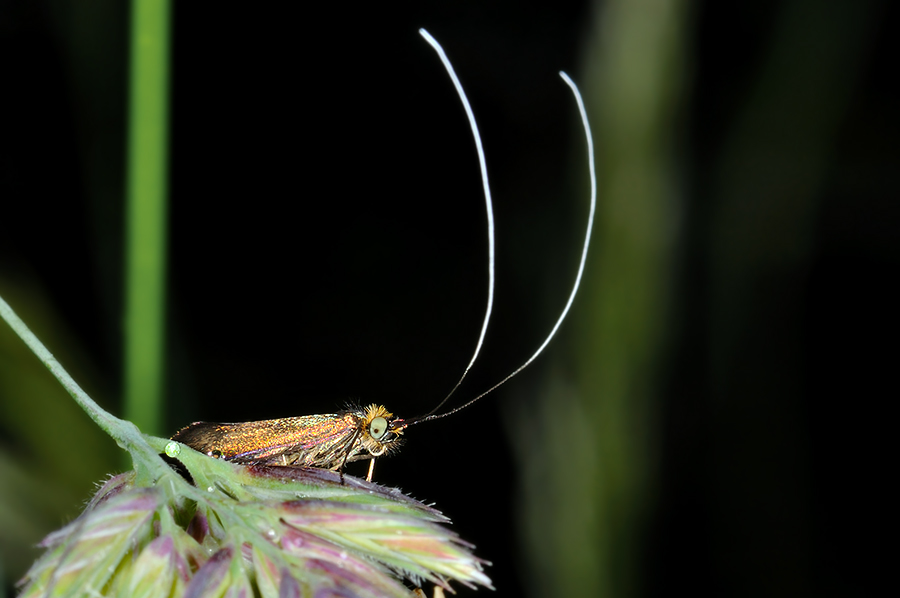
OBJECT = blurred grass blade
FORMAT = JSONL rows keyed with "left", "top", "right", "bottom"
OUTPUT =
{"left": 125, "top": 0, "right": 171, "bottom": 435}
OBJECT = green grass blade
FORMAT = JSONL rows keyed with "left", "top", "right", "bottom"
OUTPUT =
{"left": 124, "top": 0, "right": 171, "bottom": 435}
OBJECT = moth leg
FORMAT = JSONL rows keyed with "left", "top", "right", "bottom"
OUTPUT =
{"left": 338, "top": 427, "right": 363, "bottom": 486}
{"left": 410, "top": 587, "right": 444, "bottom": 598}
{"left": 366, "top": 458, "right": 376, "bottom": 482}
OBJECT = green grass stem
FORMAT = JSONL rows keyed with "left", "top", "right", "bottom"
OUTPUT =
{"left": 0, "top": 296, "right": 166, "bottom": 478}
{"left": 124, "top": 0, "right": 171, "bottom": 435}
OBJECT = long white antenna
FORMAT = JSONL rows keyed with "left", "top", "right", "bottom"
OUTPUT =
{"left": 402, "top": 69, "right": 597, "bottom": 427}
{"left": 418, "top": 28, "right": 496, "bottom": 417}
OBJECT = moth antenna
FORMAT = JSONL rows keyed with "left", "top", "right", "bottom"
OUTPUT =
{"left": 418, "top": 28, "right": 496, "bottom": 417}
{"left": 404, "top": 70, "right": 597, "bottom": 428}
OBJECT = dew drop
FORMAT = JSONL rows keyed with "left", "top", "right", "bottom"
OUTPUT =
{"left": 164, "top": 441, "right": 181, "bottom": 458}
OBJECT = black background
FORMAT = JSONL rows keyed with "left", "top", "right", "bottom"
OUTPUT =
{"left": 1, "top": 1, "right": 896, "bottom": 596}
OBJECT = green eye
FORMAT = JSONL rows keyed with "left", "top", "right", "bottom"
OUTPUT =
{"left": 369, "top": 416, "right": 388, "bottom": 440}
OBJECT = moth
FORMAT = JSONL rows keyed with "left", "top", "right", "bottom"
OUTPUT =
{"left": 171, "top": 404, "right": 402, "bottom": 475}
{"left": 171, "top": 29, "right": 596, "bottom": 482}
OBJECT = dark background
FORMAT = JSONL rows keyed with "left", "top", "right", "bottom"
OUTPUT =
{"left": 1, "top": 1, "right": 895, "bottom": 596}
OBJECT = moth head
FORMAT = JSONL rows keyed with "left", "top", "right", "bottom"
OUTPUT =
{"left": 361, "top": 404, "right": 404, "bottom": 457}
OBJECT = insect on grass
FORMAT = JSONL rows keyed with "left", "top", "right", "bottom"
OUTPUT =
{"left": 171, "top": 29, "right": 596, "bottom": 483}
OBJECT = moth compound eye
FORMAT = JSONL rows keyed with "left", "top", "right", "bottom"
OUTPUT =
{"left": 369, "top": 416, "right": 388, "bottom": 440}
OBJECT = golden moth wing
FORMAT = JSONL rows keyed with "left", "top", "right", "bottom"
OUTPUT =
{"left": 171, "top": 414, "right": 359, "bottom": 464}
